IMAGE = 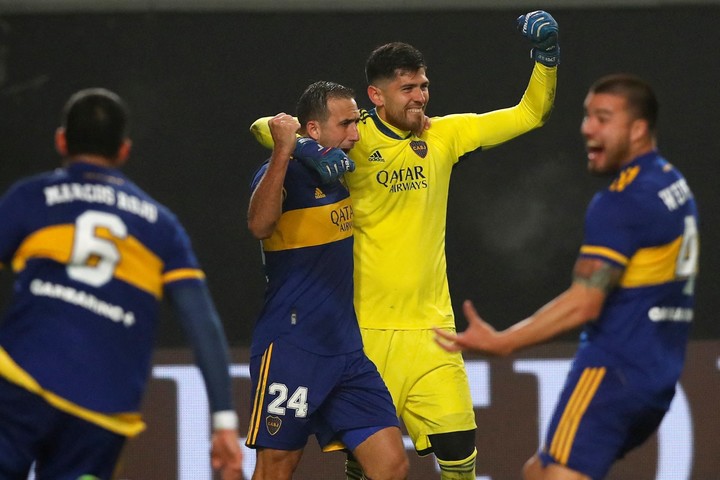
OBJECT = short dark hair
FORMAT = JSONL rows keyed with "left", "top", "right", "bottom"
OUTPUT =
{"left": 296, "top": 81, "right": 355, "bottom": 127}
{"left": 365, "top": 42, "right": 426, "bottom": 85}
{"left": 589, "top": 74, "right": 658, "bottom": 133}
{"left": 61, "top": 88, "right": 129, "bottom": 158}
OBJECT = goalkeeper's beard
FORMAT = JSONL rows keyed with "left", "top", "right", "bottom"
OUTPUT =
{"left": 401, "top": 108, "right": 425, "bottom": 133}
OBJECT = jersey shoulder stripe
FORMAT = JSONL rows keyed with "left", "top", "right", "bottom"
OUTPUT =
{"left": 12, "top": 224, "right": 167, "bottom": 298}
{"left": 579, "top": 245, "right": 628, "bottom": 266}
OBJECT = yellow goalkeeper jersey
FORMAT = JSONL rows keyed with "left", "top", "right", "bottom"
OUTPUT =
{"left": 348, "top": 63, "right": 556, "bottom": 329}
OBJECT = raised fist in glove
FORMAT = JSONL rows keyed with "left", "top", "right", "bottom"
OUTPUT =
{"left": 517, "top": 10, "right": 559, "bottom": 67}
{"left": 294, "top": 137, "right": 356, "bottom": 184}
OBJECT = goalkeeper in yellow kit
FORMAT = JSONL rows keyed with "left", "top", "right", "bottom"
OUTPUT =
{"left": 250, "top": 11, "right": 559, "bottom": 479}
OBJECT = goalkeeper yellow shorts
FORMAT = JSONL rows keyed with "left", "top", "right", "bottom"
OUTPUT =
{"left": 360, "top": 328, "right": 476, "bottom": 454}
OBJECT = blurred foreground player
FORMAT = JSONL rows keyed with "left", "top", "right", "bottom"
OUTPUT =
{"left": 0, "top": 88, "right": 243, "bottom": 480}
{"left": 435, "top": 74, "right": 699, "bottom": 480}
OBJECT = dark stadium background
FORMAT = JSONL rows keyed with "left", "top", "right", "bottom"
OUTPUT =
{"left": 1, "top": 6, "right": 717, "bottom": 345}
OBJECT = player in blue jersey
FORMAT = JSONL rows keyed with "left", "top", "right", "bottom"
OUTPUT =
{"left": 245, "top": 81, "right": 408, "bottom": 480}
{"left": 434, "top": 73, "right": 699, "bottom": 480}
{"left": 0, "top": 88, "right": 243, "bottom": 480}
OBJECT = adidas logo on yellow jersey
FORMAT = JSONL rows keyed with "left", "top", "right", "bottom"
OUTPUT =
{"left": 314, "top": 188, "right": 326, "bottom": 199}
{"left": 368, "top": 150, "right": 384, "bottom": 162}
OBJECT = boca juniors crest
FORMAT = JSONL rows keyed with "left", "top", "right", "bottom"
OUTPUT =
{"left": 266, "top": 415, "right": 282, "bottom": 435}
{"left": 410, "top": 140, "right": 428, "bottom": 158}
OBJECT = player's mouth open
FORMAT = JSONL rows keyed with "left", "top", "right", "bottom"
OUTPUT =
{"left": 586, "top": 145, "right": 603, "bottom": 160}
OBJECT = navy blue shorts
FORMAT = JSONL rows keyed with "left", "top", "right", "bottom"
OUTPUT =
{"left": 245, "top": 339, "right": 399, "bottom": 452}
{"left": 539, "top": 361, "right": 668, "bottom": 479}
{"left": 0, "top": 376, "right": 126, "bottom": 480}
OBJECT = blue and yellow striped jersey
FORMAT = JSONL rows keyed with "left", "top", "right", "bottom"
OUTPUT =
{"left": 0, "top": 162, "right": 205, "bottom": 435}
{"left": 249, "top": 159, "right": 363, "bottom": 357}
{"left": 578, "top": 151, "right": 699, "bottom": 395}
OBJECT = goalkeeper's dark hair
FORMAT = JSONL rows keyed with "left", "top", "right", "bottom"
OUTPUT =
{"left": 296, "top": 81, "right": 355, "bottom": 127}
{"left": 365, "top": 42, "right": 427, "bottom": 85}
{"left": 589, "top": 74, "right": 658, "bottom": 134}
{"left": 61, "top": 87, "right": 129, "bottom": 158}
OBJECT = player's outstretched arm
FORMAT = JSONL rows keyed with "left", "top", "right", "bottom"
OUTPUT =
{"left": 434, "top": 287, "right": 597, "bottom": 356}
{"left": 451, "top": 11, "right": 559, "bottom": 151}
{"left": 435, "top": 258, "right": 617, "bottom": 355}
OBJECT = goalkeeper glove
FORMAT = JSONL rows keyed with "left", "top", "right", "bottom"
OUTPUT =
{"left": 517, "top": 10, "right": 559, "bottom": 67}
{"left": 294, "top": 137, "right": 355, "bottom": 184}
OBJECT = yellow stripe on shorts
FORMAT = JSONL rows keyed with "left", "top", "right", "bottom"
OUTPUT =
{"left": 247, "top": 343, "right": 273, "bottom": 445}
{"left": 549, "top": 366, "right": 606, "bottom": 464}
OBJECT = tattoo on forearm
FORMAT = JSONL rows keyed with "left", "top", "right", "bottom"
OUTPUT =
{"left": 573, "top": 262, "right": 619, "bottom": 293}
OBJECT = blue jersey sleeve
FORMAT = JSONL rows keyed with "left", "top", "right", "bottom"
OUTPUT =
{"left": 581, "top": 188, "right": 653, "bottom": 267}
{"left": 249, "top": 161, "right": 270, "bottom": 192}
{"left": 158, "top": 212, "right": 207, "bottom": 286}
{"left": 167, "top": 282, "right": 234, "bottom": 413}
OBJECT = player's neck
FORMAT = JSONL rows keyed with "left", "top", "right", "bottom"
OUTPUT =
{"left": 64, "top": 154, "right": 119, "bottom": 169}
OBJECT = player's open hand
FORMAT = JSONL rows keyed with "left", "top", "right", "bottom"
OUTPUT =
{"left": 211, "top": 429, "right": 244, "bottom": 480}
{"left": 434, "top": 300, "right": 507, "bottom": 355}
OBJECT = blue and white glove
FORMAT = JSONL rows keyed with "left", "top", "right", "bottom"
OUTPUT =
{"left": 293, "top": 137, "right": 355, "bottom": 184}
{"left": 517, "top": 10, "right": 559, "bottom": 67}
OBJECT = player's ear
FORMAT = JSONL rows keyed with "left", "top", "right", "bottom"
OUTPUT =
{"left": 116, "top": 138, "right": 132, "bottom": 166}
{"left": 54, "top": 127, "right": 68, "bottom": 156}
{"left": 367, "top": 85, "right": 384, "bottom": 108}
{"left": 306, "top": 120, "right": 321, "bottom": 141}
{"left": 630, "top": 118, "right": 648, "bottom": 143}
